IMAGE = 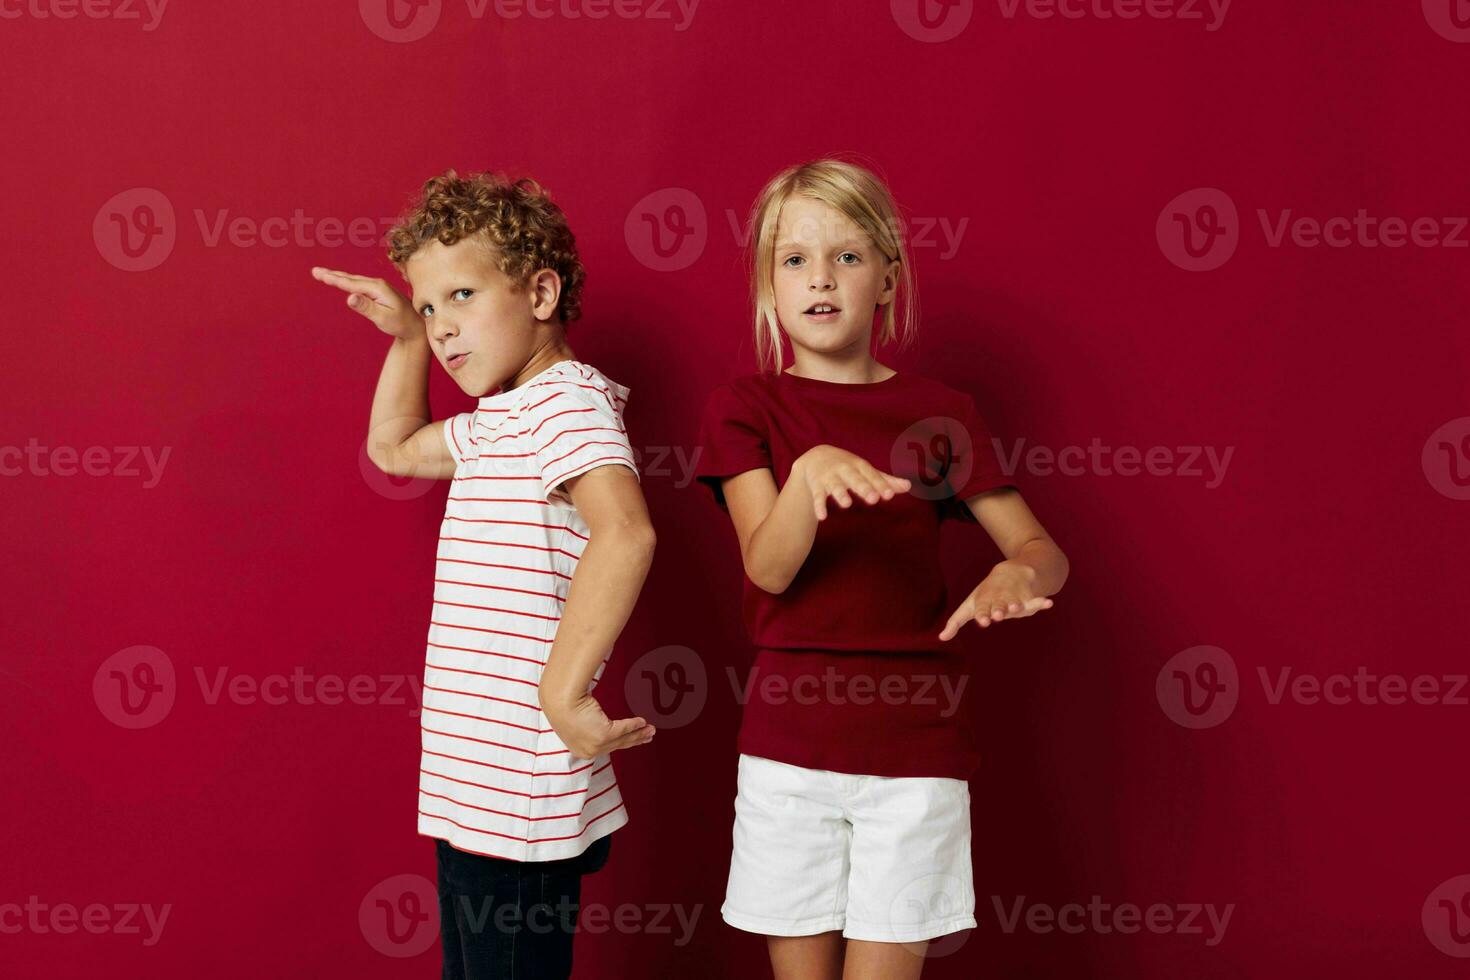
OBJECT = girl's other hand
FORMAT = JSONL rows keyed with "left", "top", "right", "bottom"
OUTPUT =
{"left": 311, "top": 266, "right": 424, "bottom": 340}
{"left": 939, "top": 559, "right": 1055, "bottom": 640}
{"left": 794, "top": 444, "right": 911, "bottom": 521}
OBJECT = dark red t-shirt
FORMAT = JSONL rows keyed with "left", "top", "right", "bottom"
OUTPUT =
{"left": 694, "top": 369, "right": 1017, "bottom": 779}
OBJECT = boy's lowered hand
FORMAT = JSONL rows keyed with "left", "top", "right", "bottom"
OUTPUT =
{"left": 311, "top": 266, "right": 423, "bottom": 339}
{"left": 541, "top": 691, "right": 655, "bottom": 762}
{"left": 939, "top": 559, "right": 1055, "bottom": 640}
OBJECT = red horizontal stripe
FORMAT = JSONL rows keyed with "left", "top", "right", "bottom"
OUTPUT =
{"left": 420, "top": 789, "right": 588, "bottom": 822}
{"left": 423, "top": 680, "right": 540, "bottom": 712}
{"left": 418, "top": 801, "right": 625, "bottom": 845}
{"left": 425, "top": 662, "right": 542, "bottom": 690}
{"left": 436, "top": 557, "right": 571, "bottom": 581}
{"left": 420, "top": 703, "right": 549, "bottom": 733}
{"left": 442, "top": 516, "right": 588, "bottom": 541}
{"left": 434, "top": 578, "right": 566, "bottom": 601}
{"left": 432, "top": 599, "right": 561, "bottom": 623}
{"left": 426, "top": 641, "right": 547, "bottom": 668}
{"left": 430, "top": 619, "right": 549, "bottom": 645}
{"left": 421, "top": 748, "right": 593, "bottom": 779}
{"left": 438, "top": 536, "right": 582, "bottom": 560}
{"left": 420, "top": 766, "right": 609, "bottom": 800}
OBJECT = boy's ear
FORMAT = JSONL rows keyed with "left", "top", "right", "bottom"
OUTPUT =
{"left": 529, "top": 269, "right": 563, "bottom": 323}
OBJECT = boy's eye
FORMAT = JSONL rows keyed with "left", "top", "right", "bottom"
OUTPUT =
{"left": 837, "top": 252, "right": 859, "bottom": 265}
{"left": 453, "top": 288, "right": 474, "bottom": 301}
{"left": 420, "top": 304, "right": 435, "bottom": 317}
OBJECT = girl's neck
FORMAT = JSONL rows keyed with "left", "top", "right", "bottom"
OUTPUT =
{"left": 783, "top": 352, "right": 895, "bottom": 385}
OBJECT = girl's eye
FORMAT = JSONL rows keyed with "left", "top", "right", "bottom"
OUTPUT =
{"left": 453, "top": 288, "right": 474, "bottom": 301}
{"left": 420, "top": 304, "right": 435, "bottom": 317}
{"left": 782, "top": 255, "right": 805, "bottom": 268}
{"left": 837, "top": 252, "right": 859, "bottom": 265}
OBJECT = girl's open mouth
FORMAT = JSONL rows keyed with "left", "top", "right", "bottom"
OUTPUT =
{"left": 447, "top": 352, "right": 471, "bottom": 370}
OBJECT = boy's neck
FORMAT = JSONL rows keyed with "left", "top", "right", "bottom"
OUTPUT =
{"left": 507, "top": 337, "right": 577, "bottom": 391}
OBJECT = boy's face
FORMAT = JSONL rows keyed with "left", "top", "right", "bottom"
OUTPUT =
{"left": 771, "top": 195, "right": 898, "bottom": 363}
{"left": 404, "top": 236, "right": 553, "bottom": 397}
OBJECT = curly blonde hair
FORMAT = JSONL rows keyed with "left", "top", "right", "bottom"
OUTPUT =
{"left": 387, "top": 170, "right": 586, "bottom": 323}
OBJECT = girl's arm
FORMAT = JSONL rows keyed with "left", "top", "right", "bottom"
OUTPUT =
{"left": 939, "top": 488, "right": 1069, "bottom": 639}
{"left": 719, "top": 446, "right": 910, "bottom": 594}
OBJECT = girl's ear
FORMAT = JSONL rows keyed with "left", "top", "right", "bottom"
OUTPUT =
{"left": 875, "top": 258, "right": 900, "bottom": 307}
{"left": 528, "top": 269, "right": 563, "bottom": 322}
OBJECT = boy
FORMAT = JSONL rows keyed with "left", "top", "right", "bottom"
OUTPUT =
{"left": 311, "top": 171, "right": 657, "bottom": 979}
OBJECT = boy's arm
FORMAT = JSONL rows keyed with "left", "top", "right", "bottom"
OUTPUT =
{"left": 538, "top": 464, "right": 658, "bottom": 761}
{"left": 365, "top": 333, "right": 456, "bottom": 480}
{"left": 311, "top": 265, "right": 456, "bottom": 479}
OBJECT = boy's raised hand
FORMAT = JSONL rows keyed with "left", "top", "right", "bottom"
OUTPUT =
{"left": 542, "top": 692, "right": 655, "bottom": 762}
{"left": 795, "top": 444, "right": 912, "bottom": 521}
{"left": 939, "top": 559, "right": 1055, "bottom": 640}
{"left": 311, "top": 266, "right": 423, "bottom": 340}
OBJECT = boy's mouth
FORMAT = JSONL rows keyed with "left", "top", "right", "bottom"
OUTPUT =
{"left": 803, "top": 303, "right": 842, "bottom": 321}
{"left": 446, "top": 351, "right": 471, "bottom": 371}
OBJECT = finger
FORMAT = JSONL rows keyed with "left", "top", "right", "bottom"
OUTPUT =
{"left": 316, "top": 270, "right": 395, "bottom": 306}
{"left": 604, "top": 716, "right": 650, "bottom": 740}
{"left": 812, "top": 491, "right": 828, "bottom": 521}
{"left": 832, "top": 468, "right": 875, "bottom": 505}
{"left": 939, "top": 598, "right": 975, "bottom": 641}
{"left": 827, "top": 480, "right": 853, "bottom": 509}
{"left": 607, "top": 723, "right": 657, "bottom": 753}
{"left": 850, "top": 466, "right": 893, "bottom": 502}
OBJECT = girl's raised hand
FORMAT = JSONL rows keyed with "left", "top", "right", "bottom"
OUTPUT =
{"left": 939, "top": 559, "right": 1055, "bottom": 640}
{"left": 794, "top": 444, "right": 911, "bottom": 521}
{"left": 311, "top": 266, "right": 423, "bottom": 340}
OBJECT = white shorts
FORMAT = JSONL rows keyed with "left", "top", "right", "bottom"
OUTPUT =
{"left": 722, "top": 754, "right": 977, "bottom": 943}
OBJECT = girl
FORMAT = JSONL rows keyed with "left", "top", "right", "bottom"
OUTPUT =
{"left": 694, "top": 159, "right": 1069, "bottom": 980}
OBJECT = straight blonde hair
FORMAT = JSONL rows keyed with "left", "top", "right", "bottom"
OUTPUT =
{"left": 748, "top": 159, "right": 918, "bottom": 374}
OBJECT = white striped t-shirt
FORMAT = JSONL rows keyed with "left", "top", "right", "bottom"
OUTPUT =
{"left": 418, "top": 359, "right": 640, "bottom": 862}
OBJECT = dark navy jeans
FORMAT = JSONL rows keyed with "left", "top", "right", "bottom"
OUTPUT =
{"left": 435, "top": 834, "right": 612, "bottom": 980}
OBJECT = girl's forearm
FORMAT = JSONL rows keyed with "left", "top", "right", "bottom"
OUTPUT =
{"left": 743, "top": 459, "right": 821, "bottom": 594}
{"left": 1006, "top": 537, "right": 1070, "bottom": 598}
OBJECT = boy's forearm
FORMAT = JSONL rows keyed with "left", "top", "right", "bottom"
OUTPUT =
{"left": 368, "top": 334, "right": 433, "bottom": 458}
{"left": 539, "top": 522, "right": 657, "bottom": 707}
{"left": 744, "top": 461, "right": 821, "bottom": 594}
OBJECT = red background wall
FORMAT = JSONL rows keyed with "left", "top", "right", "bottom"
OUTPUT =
{"left": 4, "top": 0, "right": 1469, "bottom": 976}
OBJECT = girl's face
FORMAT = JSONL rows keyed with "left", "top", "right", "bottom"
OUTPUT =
{"left": 771, "top": 195, "right": 898, "bottom": 365}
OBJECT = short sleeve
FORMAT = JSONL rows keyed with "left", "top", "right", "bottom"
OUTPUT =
{"left": 693, "top": 383, "right": 772, "bottom": 509}
{"left": 522, "top": 382, "right": 640, "bottom": 504}
{"left": 944, "top": 395, "right": 1018, "bottom": 522}
{"left": 442, "top": 411, "right": 478, "bottom": 466}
